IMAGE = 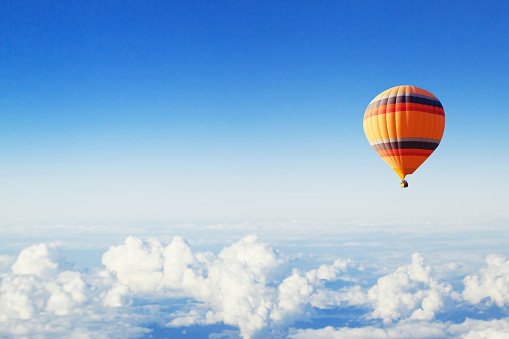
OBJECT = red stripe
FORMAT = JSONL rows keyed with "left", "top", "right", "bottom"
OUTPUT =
{"left": 364, "top": 103, "right": 445, "bottom": 119}
{"left": 377, "top": 149, "right": 433, "bottom": 157}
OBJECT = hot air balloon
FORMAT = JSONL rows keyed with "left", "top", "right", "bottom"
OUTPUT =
{"left": 363, "top": 85, "right": 445, "bottom": 188}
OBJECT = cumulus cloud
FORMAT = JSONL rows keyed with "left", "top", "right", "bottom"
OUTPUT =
{"left": 0, "top": 243, "right": 81, "bottom": 321}
{"left": 102, "top": 236, "right": 165, "bottom": 294}
{"left": 270, "top": 259, "right": 353, "bottom": 328}
{"left": 289, "top": 318, "right": 509, "bottom": 339}
{"left": 449, "top": 318, "right": 509, "bottom": 339}
{"left": 463, "top": 254, "right": 509, "bottom": 307}
{"left": 169, "top": 235, "right": 281, "bottom": 338}
{"left": 289, "top": 320, "right": 450, "bottom": 338}
{"left": 0, "top": 242, "right": 149, "bottom": 337}
{"left": 101, "top": 234, "right": 351, "bottom": 338}
{"left": 367, "top": 253, "right": 456, "bottom": 323}
{"left": 11, "top": 243, "right": 65, "bottom": 278}
{"left": 1, "top": 237, "right": 509, "bottom": 338}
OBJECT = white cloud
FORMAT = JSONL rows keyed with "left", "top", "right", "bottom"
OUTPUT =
{"left": 162, "top": 235, "right": 196, "bottom": 289}
{"left": 44, "top": 270, "right": 88, "bottom": 316}
{"left": 463, "top": 255, "right": 509, "bottom": 307}
{"left": 270, "top": 259, "right": 353, "bottom": 329}
{"left": 449, "top": 318, "right": 509, "bottom": 339}
{"left": 102, "top": 236, "right": 165, "bottom": 294}
{"left": 0, "top": 243, "right": 81, "bottom": 321}
{"left": 100, "top": 235, "right": 354, "bottom": 338}
{"left": 11, "top": 243, "right": 65, "bottom": 278}
{"left": 289, "top": 318, "right": 509, "bottom": 339}
{"left": 289, "top": 320, "right": 450, "bottom": 338}
{"left": 1, "top": 236, "right": 509, "bottom": 339}
{"left": 367, "top": 253, "right": 455, "bottom": 323}
{"left": 0, "top": 242, "right": 149, "bottom": 337}
{"left": 99, "top": 234, "right": 287, "bottom": 338}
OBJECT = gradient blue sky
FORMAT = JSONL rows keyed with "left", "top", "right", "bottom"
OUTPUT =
{"left": 1, "top": 0, "right": 508, "bottom": 225}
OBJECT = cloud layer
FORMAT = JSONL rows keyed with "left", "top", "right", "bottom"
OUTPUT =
{"left": 1, "top": 235, "right": 509, "bottom": 338}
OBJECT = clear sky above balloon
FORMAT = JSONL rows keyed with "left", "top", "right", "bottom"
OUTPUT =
{"left": 1, "top": 0, "right": 508, "bottom": 224}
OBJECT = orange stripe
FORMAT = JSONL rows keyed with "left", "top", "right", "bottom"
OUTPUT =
{"left": 364, "top": 112, "right": 445, "bottom": 141}
{"left": 377, "top": 149, "right": 433, "bottom": 157}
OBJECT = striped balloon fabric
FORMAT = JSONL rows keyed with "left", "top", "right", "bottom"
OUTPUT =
{"left": 363, "top": 85, "right": 445, "bottom": 184}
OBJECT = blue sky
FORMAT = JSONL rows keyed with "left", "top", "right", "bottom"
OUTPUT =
{"left": 1, "top": 0, "right": 508, "bottom": 223}
{"left": 1, "top": 1, "right": 509, "bottom": 338}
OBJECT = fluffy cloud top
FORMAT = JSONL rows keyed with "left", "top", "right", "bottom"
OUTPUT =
{"left": 289, "top": 320, "right": 449, "bottom": 339}
{"left": 0, "top": 242, "right": 148, "bottom": 337}
{"left": 1, "top": 236, "right": 509, "bottom": 338}
{"left": 102, "top": 235, "right": 349, "bottom": 338}
{"left": 367, "top": 253, "right": 456, "bottom": 323}
{"left": 463, "top": 254, "right": 509, "bottom": 307}
{"left": 0, "top": 243, "right": 84, "bottom": 321}
{"left": 290, "top": 318, "right": 509, "bottom": 339}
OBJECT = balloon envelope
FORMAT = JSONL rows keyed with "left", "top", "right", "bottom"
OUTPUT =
{"left": 363, "top": 85, "right": 445, "bottom": 181}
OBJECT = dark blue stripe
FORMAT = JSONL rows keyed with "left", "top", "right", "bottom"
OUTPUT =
{"left": 372, "top": 141, "right": 440, "bottom": 152}
{"left": 367, "top": 94, "right": 443, "bottom": 111}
